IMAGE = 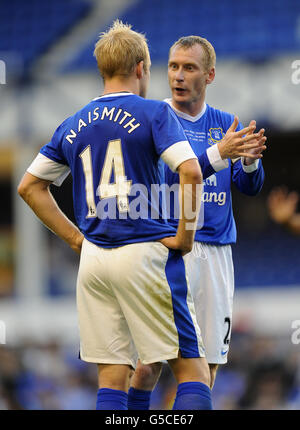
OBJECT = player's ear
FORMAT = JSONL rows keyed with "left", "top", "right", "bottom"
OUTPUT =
{"left": 136, "top": 61, "right": 144, "bottom": 79}
{"left": 206, "top": 67, "right": 215, "bottom": 85}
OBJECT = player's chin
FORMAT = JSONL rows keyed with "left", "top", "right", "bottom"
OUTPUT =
{"left": 172, "top": 89, "right": 188, "bottom": 101}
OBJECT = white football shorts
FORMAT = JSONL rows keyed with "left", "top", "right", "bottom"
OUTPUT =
{"left": 77, "top": 238, "right": 205, "bottom": 368}
{"left": 184, "top": 242, "right": 234, "bottom": 364}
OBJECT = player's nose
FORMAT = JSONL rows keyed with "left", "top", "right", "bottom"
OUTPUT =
{"left": 174, "top": 68, "right": 184, "bottom": 81}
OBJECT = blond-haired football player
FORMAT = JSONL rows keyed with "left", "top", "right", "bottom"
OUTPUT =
{"left": 18, "top": 21, "right": 213, "bottom": 410}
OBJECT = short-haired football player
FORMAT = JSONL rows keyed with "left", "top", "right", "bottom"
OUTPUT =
{"left": 18, "top": 22, "right": 213, "bottom": 410}
{"left": 127, "top": 35, "right": 267, "bottom": 410}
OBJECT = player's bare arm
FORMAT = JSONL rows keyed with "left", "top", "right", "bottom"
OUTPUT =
{"left": 160, "top": 158, "right": 202, "bottom": 253}
{"left": 268, "top": 187, "right": 300, "bottom": 235}
{"left": 18, "top": 172, "right": 84, "bottom": 254}
{"left": 217, "top": 116, "right": 267, "bottom": 161}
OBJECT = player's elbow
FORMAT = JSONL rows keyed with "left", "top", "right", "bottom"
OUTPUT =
{"left": 18, "top": 173, "right": 51, "bottom": 202}
{"left": 241, "top": 184, "right": 263, "bottom": 197}
{"left": 17, "top": 178, "right": 34, "bottom": 202}
{"left": 247, "top": 189, "right": 260, "bottom": 197}
{"left": 17, "top": 180, "right": 30, "bottom": 201}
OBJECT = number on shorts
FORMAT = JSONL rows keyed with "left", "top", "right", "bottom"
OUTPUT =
{"left": 80, "top": 139, "right": 132, "bottom": 217}
{"left": 223, "top": 317, "right": 231, "bottom": 345}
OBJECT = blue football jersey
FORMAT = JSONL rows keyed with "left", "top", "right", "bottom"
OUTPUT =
{"left": 38, "top": 93, "right": 194, "bottom": 247}
{"left": 164, "top": 102, "right": 265, "bottom": 245}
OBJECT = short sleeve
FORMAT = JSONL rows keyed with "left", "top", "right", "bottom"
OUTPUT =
{"left": 27, "top": 121, "right": 70, "bottom": 186}
{"left": 152, "top": 102, "right": 197, "bottom": 172}
{"left": 27, "top": 153, "right": 70, "bottom": 186}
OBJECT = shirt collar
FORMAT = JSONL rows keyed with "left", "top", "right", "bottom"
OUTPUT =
{"left": 165, "top": 98, "right": 207, "bottom": 122}
{"left": 93, "top": 92, "right": 133, "bottom": 101}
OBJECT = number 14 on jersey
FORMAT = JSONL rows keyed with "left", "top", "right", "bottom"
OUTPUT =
{"left": 79, "top": 139, "right": 132, "bottom": 218}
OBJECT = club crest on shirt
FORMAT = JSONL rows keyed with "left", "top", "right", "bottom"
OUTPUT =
{"left": 208, "top": 127, "right": 224, "bottom": 145}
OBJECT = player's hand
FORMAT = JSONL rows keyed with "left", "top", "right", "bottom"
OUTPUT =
{"left": 158, "top": 237, "right": 192, "bottom": 255}
{"left": 217, "top": 116, "right": 267, "bottom": 161}
{"left": 267, "top": 187, "right": 299, "bottom": 225}
{"left": 70, "top": 232, "right": 84, "bottom": 255}
{"left": 242, "top": 120, "right": 267, "bottom": 165}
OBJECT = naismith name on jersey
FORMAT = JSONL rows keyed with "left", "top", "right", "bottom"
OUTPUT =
{"left": 65, "top": 104, "right": 142, "bottom": 145}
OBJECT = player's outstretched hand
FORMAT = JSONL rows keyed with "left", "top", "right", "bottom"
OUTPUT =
{"left": 218, "top": 116, "right": 267, "bottom": 161}
{"left": 267, "top": 186, "right": 299, "bottom": 225}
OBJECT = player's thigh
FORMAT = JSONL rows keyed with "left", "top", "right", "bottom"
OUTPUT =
{"left": 184, "top": 243, "right": 234, "bottom": 364}
{"left": 110, "top": 241, "right": 205, "bottom": 365}
{"left": 76, "top": 239, "right": 137, "bottom": 367}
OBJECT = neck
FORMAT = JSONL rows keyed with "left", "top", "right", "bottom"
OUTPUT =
{"left": 172, "top": 92, "right": 206, "bottom": 117}
{"left": 103, "top": 75, "right": 138, "bottom": 96}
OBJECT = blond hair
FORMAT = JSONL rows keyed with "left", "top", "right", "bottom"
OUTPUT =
{"left": 94, "top": 20, "right": 150, "bottom": 79}
{"left": 169, "top": 36, "right": 216, "bottom": 72}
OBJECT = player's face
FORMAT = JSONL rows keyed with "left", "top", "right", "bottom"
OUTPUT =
{"left": 168, "top": 45, "right": 212, "bottom": 111}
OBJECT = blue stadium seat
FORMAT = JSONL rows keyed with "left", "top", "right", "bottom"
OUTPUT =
{"left": 233, "top": 226, "right": 300, "bottom": 288}
{"left": 0, "top": 0, "right": 91, "bottom": 76}
{"left": 66, "top": 0, "right": 300, "bottom": 71}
